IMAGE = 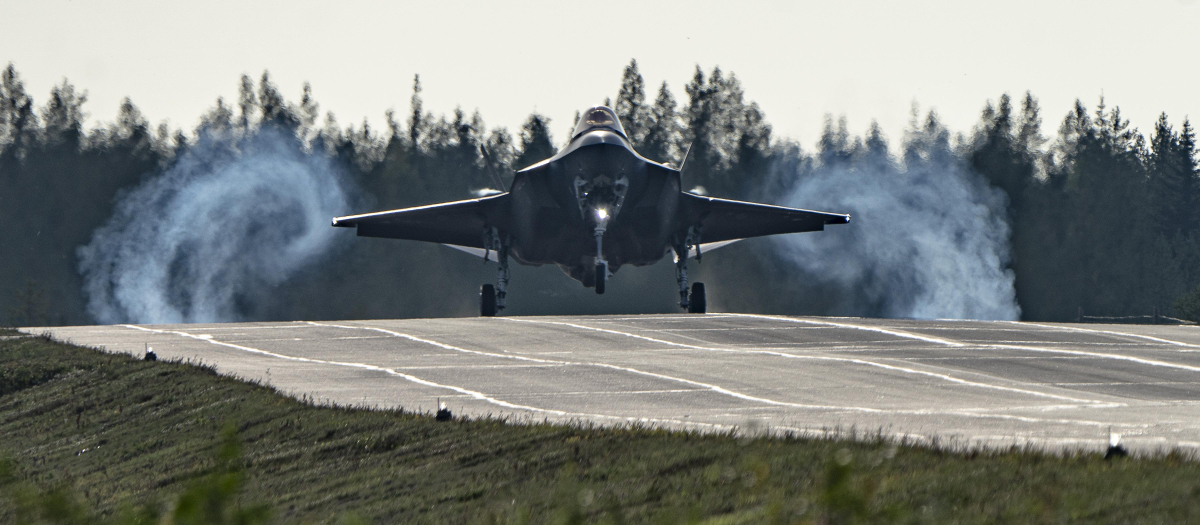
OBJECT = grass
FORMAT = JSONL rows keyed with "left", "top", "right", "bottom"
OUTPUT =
{"left": 3, "top": 334, "right": 1200, "bottom": 524}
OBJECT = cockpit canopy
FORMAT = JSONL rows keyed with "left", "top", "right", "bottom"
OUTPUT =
{"left": 571, "top": 106, "right": 628, "bottom": 140}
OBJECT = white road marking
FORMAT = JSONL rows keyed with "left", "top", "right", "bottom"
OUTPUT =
{"left": 84, "top": 323, "right": 1179, "bottom": 433}
{"left": 312, "top": 322, "right": 1137, "bottom": 427}
{"left": 118, "top": 324, "right": 728, "bottom": 433}
{"left": 988, "top": 344, "right": 1200, "bottom": 374}
{"left": 502, "top": 318, "right": 1097, "bottom": 403}
{"left": 726, "top": 315, "right": 1200, "bottom": 375}
{"left": 1010, "top": 322, "right": 1200, "bottom": 349}
{"left": 725, "top": 313, "right": 968, "bottom": 347}
{"left": 303, "top": 322, "right": 890, "bottom": 413}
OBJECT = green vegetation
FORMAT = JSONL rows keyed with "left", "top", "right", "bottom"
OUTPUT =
{"left": 2, "top": 60, "right": 1198, "bottom": 324}
{"left": 1176, "top": 284, "right": 1200, "bottom": 323}
{"left": 5, "top": 335, "right": 1200, "bottom": 524}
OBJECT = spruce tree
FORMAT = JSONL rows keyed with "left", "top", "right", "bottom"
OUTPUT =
{"left": 640, "top": 81, "right": 680, "bottom": 165}
{"left": 40, "top": 80, "right": 87, "bottom": 151}
{"left": 1148, "top": 113, "right": 1188, "bottom": 236}
{"left": 408, "top": 74, "right": 426, "bottom": 149}
{"left": 515, "top": 113, "right": 554, "bottom": 170}
{"left": 1179, "top": 119, "right": 1199, "bottom": 233}
{"left": 257, "top": 71, "right": 300, "bottom": 132}
{"left": 0, "top": 64, "right": 37, "bottom": 164}
{"left": 971, "top": 94, "right": 1033, "bottom": 212}
{"left": 237, "top": 74, "right": 257, "bottom": 131}
{"left": 614, "top": 59, "right": 650, "bottom": 146}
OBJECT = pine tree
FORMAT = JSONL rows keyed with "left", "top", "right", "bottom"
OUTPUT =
{"left": 1016, "top": 92, "right": 1045, "bottom": 162}
{"left": 614, "top": 59, "right": 650, "bottom": 145}
{"left": 299, "top": 83, "right": 319, "bottom": 132}
{"left": 818, "top": 115, "right": 853, "bottom": 167}
{"left": 515, "top": 113, "right": 554, "bottom": 170}
{"left": 971, "top": 94, "right": 1034, "bottom": 212}
{"left": 1148, "top": 113, "right": 1188, "bottom": 236}
{"left": 40, "top": 80, "right": 87, "bottom": 151}
{"left": 198, "top": 97, "right": 235, "bottom": 138}
{"left": 1179, "top": 119, "right": 1199, "bottom": 233}
{"left": 639, "top": 81, "right": 680, "bottom": 165}
{"left": 237, "top": 74, "right": 257, "bottom": 131}
{"left": 445, "top": 107, "right": 482, "bottom": 183}
{"left": 0, "top": 64, "right": 37, "bottom": 164}
{"left": 257, "top": 71, "right": 300, "bottom": 132}
{"left": 408, "top": 74, "right": 426, "bottom": 149}
{"left": 114, "top": 97, "right": 152, "bottom": 158}
{"left": 733, "top": 102, "right": 771, "bottom": 198}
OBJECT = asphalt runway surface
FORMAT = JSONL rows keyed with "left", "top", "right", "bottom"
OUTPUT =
{"left": 26, "top": 314, "right": 1200, "bottom": 453}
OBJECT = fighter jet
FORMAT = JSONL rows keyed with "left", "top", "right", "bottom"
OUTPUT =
{"left": 332, "top": 106, "right": 849, "bottom": 316}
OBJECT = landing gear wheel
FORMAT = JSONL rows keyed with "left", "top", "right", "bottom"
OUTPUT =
{"left": 480, "top": 284, "right": 497, "bottom": 317}
{"left": 687, "top": 282, "right": 706, "bottom": 314}
{"left": 595, "top": 262, "right": 607, "bottom": 295}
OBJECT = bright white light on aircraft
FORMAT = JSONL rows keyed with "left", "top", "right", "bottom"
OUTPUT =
{"left": 596, "top": 208, "right": 608, "bottom": 220}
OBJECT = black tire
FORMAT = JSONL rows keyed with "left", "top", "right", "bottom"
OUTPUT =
{"left": 687, "top": 282, "right": 706, "bottom": 314}
{"left": 595, "top": 262, "right": 607, "bottom": 295}
{"left": 480, "top": 284, "right": 497, "bottom": 316}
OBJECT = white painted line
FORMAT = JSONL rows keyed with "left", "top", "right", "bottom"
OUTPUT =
{"left": 109, "top": 321, "right": 1171, "bottom": 434}
{"left": 725, "top": 313, "right": 968, "bottom": 347}
{"left": 1011, "top": 322, "right": 1200, "bottom": 350}
{"left": 502, "top": 318, "right": 1097, "bottom": 403}
{"left": 115, "top": 325, "right": 746, "bottom": 435}
{"left": 988, "top": 344, "right": 1200, "bottom": 374}
{"left": 304, "top": 322, "right": 890, "bottom": 413}
{"left": 726, "top": 315, "right": 1200, "bottom": 376}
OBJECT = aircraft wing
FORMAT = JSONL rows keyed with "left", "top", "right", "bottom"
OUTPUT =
{"left": 331, "top": 194, "right": 509, "bottom": 249}
{"left": 681, "top": 194, "right": 850, "bottom": 244}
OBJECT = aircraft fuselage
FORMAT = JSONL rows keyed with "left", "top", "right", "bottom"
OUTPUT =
{"left": 504, "top": 129, "right": 682, "bottom": 286}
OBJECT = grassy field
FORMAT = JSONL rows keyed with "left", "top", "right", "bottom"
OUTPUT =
{"left": 3, "top": 333, "right": 1200, "bottom": 524}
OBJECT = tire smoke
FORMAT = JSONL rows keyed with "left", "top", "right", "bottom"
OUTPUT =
{"left": 770, "top": 120, "right": 1020, "bottom": 320}
{"left": 78, "top": 128, "right": 354, "bottom": 324}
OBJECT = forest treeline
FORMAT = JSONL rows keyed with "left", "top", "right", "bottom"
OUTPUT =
{"left": 2, "top": 60, "right": 1199, "bottom": 325}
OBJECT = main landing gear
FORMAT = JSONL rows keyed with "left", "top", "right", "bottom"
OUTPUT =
{"left": 480, "top": 229, "right": 510, "bottom": 317}
{"left": 673, "top": 237, "right": 706, "bottom": 314}
{"left": 688, "top": 283, "right": 706, "bottom": 314}
{"left": 480, "top": 284, "right": 497, "bottom": 317}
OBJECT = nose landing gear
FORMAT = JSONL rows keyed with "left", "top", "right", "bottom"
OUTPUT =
{"left": 593, "top": 208, "right": 610, "bottom": 295}
{"left": 595, "top": 261, "right": 608, "bottom": 294}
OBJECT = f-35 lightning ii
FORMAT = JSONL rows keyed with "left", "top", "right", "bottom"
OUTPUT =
{"left": 332, "top": 106, "right": 849, "bottom": 316}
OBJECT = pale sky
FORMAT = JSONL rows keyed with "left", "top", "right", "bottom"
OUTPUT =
{"left": 3, "top": 0, "right": 1198, "bottom": 150}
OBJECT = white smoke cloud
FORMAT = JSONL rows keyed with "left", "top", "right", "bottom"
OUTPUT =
{"left": 772, "top": 128, "right": 1020, "bottom": 321}
{"left": 78, "top": 128, "right": 353, "bottom": 324}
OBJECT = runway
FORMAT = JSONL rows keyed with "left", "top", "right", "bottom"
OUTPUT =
{"left": 27, "top": 314, "right": 1200, "bottom": 453}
